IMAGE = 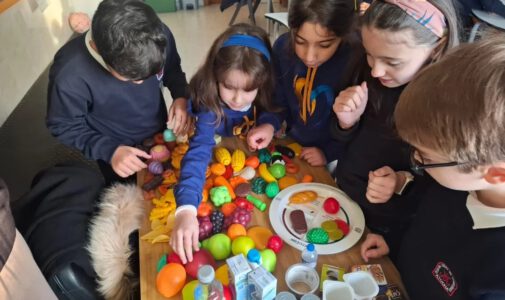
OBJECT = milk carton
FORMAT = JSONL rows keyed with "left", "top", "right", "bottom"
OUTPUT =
{"left": 226, "top": 254, "right": 252, "bottom": 300}
{"left": 248, "top": 266, "right": 277, "bottom": 300}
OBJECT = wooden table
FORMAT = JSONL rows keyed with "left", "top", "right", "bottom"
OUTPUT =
{"left": 139, "top": 137, "right": 406, "bottom": 299}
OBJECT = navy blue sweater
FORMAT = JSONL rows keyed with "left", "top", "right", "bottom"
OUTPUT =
{"left": 271, "top": 33, "right": 354, "bottom": 161}
{"left": 397, "top": 180, "right": 505, "bottom": 299}
{"left": 174, "top": 102, "right": 278, "bottom": 207}
{"left": 47, "top": 25, "right": 188, "bottom": 162}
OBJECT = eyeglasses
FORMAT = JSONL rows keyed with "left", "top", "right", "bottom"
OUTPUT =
{"left": 409, "top": 147, "right": 464, "bottom": 175}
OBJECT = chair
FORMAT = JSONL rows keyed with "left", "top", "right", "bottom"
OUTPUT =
{"left": 221, "top": 0, "right": 261, "bottom": 25}
{"left": 265, "top": 12, "right": 289, "bottom": 40}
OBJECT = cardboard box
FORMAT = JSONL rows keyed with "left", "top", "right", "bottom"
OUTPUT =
{"left": 248, "top": 266, "right": 277, "bottom": 300}
{"left": 227, "top": 254, "right": 252, "bottom": 300}
{"left": 319, "top": 264, "right": 345, "bottom": 291}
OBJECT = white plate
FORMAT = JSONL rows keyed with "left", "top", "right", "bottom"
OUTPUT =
{"left": 269, "top": 183, "right": 365, "bottom": 255}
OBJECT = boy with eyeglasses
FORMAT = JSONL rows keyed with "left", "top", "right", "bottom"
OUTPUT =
{"left": 47, "top": 0, "right": 189, "bottom": 184}
{"left": 360, "top": 34, "right": 505, "bottom": 299}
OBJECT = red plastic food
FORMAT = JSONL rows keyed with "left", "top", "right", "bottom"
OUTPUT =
{"left": 266, "top": 235, "right": 283, "bottom": 253}
{"left": 335, "top": 219, "right": 350, "bottom": 236}
{"left": 184, "top": 249, "right": 216, "bottom": 278}
{"left": 323, "top": 197, "right": 340, "bottom": 214}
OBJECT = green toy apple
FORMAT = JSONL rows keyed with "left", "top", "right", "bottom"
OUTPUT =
{"left": 260, "top": 249, "right": 277, "bottom": 272}
{"left": 202, "top": 233, "right": 231, "bottom": 260}
{"left": 231, "top": 236, "right": 255, "bottom": 257}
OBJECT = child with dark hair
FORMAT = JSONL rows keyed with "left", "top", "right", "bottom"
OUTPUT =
{"left": 47, "top": 0, "right": 189, "bottom": 183}
{"left": 248, "top": 0, "right": 359, "bottom": 167}
{"left": 363, "top": 34, "right": 505, "bottom": 299}
{"left": 331, "top": 0, "right": 460, "bottom": 259}
{"left": 171, "top": 24, "right": 279, "bottom": 263}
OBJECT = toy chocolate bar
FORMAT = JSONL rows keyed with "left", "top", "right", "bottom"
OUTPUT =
{"left": 290, "top": 209, "right": 307, "bottom": 234}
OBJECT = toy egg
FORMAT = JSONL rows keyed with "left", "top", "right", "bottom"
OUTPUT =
{"left": 163, "top": 128, "right": 176, "bottom": 142}
{"left": 150, "top": 145, "right": 170, "bottom": 162}
{"left": 148, "top": 161, "right": 164, "bottom": 175}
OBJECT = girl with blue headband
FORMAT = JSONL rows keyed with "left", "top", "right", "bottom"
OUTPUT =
{"left": 170, "top": 24, "right": 279, "bottom": 264}
{"left": 255, "top": 0, "right": 359, "bottom": 168}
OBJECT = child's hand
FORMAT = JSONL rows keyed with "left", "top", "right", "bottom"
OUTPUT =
{"left": 167, "top": 97, "right": 189, "bottom": 136}
{"left": 111, "top": 145, "right": 150, "bottom": 177}
{"left": 360, "top": 233, "right": 389, "bottom": 262}
{"left": 247, "top": 124, "right": 275, "bottom": 151}
{"left": 300, "top": 147, "right": 327, "bottom": 167}
{"left": 170, "top": 209, "right": 200, "bottom": 264}
{"left": 333, "top": 81, "right": 368, "bottom": 129}
{"left": 366, "top": 166, "right": 398, "bottom": 203}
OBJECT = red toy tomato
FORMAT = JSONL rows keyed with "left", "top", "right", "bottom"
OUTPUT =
{"left": 167, "top": 252, "right": 183, "bottom": 265}
{"left": 335, "top": 219, "right": 350, "bottom": 236}
{"left": 184, "top": 249, "right": 216, "bottom": 278}
{"left": 266, "top": 235, "right": 283, "bottom": 253}
{"left": 323, "top": 197, "right": 340, "bottom": 214}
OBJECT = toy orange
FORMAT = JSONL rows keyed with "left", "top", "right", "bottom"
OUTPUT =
{"left": 221, "top": 203, "right": 237, "bottom": 217}
{"left": 227, "top": 223, "right": 247, "bottom": 240}
{"left": 245, "top": 156, "right": 260, "bottom": 169}
{"left": 197, "top": 202, "right": 213, "bottom": 217}
{"left": 156, "top": 263, "right": 186, "bottom": 298}
{"left": 246, "top": 226, "right": 273, "bottom": 250}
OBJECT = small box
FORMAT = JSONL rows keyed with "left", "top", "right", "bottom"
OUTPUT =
{"left": 248, "top": 266, "right": 277, "bottom": 300}
{"left": 227, "top": 254, "right": 252, "bottom": 300}
{"left": 320, "top": 264, "right": 345, "bottom": 291}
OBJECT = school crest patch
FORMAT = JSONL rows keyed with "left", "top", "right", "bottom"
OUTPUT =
{"left": 432, "top": 262, "right": 458, "bottom": 296}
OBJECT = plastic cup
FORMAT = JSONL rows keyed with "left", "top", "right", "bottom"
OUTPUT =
{"left": 343, "top": 271, "right": 379, "bottom": 300}
{"left": 285, "top": 263, "right": 320, "bottom": 296}
{"left": 322, "top": 280, "right": 354, "bottom": 300}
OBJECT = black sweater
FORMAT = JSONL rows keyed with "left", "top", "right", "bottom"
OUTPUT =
{"left": 397, "top": 181, "right": 505, "bottom": 299}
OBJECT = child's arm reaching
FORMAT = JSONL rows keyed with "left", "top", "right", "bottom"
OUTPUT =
{"left": 333, "top": 81, "right": 368, "bottom": 130}
{"left": 360, "top": 233, "right": 390, "bottom": 262}
{"left": 300, "top": 147, "right": 327, "bottom": 167}
{"left": 366, "top": 166, "right": 411, "bottom": 203}
{"left": 171, "top": 207, "right": 200, "bottom": 264}
{"left": 247, "top": 124, "right": 275, "bottom": 151}
{"left": 110, "top": 146, "right": 151, "bottom": 178}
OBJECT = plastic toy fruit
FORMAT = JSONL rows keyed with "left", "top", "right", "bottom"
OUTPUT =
{"left": 182, "top": 280, "right": 199, "bottom": 300}
{"left": 223, "top": 285, "right": 232, "bottom": 300}
{"left": 167, "top": 252, "right": 183, "bottom": 264}
{"left": 323, "top": 197, "right": 340, "bottom": 214}
{"left": 268, "top": 164, "right": 286, "bottom": 179}
{"left": 198, "top": 216, "right": 213, "bottom": 241}
{"left": 260, "top": 249, "right": 277, "bottom": 272}
{"left": 202, "top": 233, "right": 232, "bottom": 260}
{"left": 156, "top": 263, "right": 186, "bottom": 297}
{"left": 335, "top": 219, "right": 350, "bottom": 236}
{"left": 266, "top": 235, "right": 283, "bottom": 253}
{"left": 215, "top": 264, "right": 229, "bottom": 285}
{"left": 231, "top": 236, "right": 255, "bottom": 257}
{"left": 184, "top": 249, "right": 216, "bottom": 278}
{"left": 247, "top": 226, "right": 273, "bottom": 250}
{"left": 227, "top": 223, "right": 247, "bottom": 240}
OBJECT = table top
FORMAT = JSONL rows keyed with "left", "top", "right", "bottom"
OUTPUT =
{"left": 139, "top": 137, "right": 406, "bottom": 299}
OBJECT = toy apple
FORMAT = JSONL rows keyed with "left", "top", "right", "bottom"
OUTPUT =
{"left": 260, "top": 249, "right": 277, "bottom": 273}
{"left": 181, "top": 280, "right": 199, "bottom": 300}
{"left": 266, "top": 235, "right": 283, "bottom": 253}
{"left": 202, "top": 233, "right": 231, "bottom": 260}
{"left": 231, "top": 236, "right": 255, "bottom": 257}
{"left": 167, "top": 252, "right": 183, "bottom": 264}
{"left": 323, "top": 197, "right": 340, "bottom": 214}
{"left": 223, "top": 285, "right": 232, "bottom": 300}
{"left": 184, "top": 249, "right": 216, "bottom": 278}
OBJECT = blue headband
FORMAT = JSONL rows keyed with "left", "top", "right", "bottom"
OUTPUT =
{"left": 221, "top": 34, "right": 271, "bottom": 61}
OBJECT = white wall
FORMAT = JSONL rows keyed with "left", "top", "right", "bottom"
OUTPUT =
{"left": 0, "top": 0, "right": 100, "bottom": 125}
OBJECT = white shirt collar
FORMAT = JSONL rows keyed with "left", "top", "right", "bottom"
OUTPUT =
{"left": 85, "top": 30, "right": 109, "bottom": 71}
{"left": 466, "top": 191, "right": 505, "bottom": 229}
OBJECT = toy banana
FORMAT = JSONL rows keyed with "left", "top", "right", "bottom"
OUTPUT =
{"left": 259, "top": 163, "right": 276, "bottom": 183}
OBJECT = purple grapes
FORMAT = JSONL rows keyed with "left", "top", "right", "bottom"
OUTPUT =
{"left": 223, "top": 207, "right": 252, "bottom": 229}
{"left": 210, "top": 211, "right": 225, "bottom": 234}
{"left": 198, "top": 216, "right": 213, "bottom": 241}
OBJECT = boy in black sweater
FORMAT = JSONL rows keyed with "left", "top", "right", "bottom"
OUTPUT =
{"left": 47, "top": 0, "right": 189, "bottom": 182}
{"left": 361, "top": 34, "right": 505, "bottom": 299}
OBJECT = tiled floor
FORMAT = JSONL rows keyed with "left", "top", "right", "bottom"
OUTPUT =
{"left": 0, "top": 3, "right": 288, "bottom": 201}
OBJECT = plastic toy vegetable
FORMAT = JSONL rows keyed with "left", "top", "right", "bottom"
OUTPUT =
{"left": 289, "top": 190, "right": 318, "bottom": 204}
{"left": 210, "top": 186, "right": 232, "bottom": 206}
{"left": 231, "top": 149, "right": 246, "bottom": 172}
{"left": 215, "top": 147, "right": 231, "bottom": 165}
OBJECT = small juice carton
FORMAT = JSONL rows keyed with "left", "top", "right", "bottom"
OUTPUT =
{"left": 247, "top": 266, "right": 277, "bottom": 300}
{"left": 320, "top": 264, "right": 346, "bottom": 291}
{"left": 226, "top": 254, "right": 252, "bottom": 300}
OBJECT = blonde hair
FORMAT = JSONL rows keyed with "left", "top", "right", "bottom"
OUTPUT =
{"left": 395, "top": 33, "right": 505, "bottom": 170}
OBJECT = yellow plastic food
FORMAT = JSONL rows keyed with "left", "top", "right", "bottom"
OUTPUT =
{"left": 259, "top": 163, "right": 276, "bottom": 183}
{"left": 231, "top": 149, "right": 246, "bottom": 172}
{"left": 289, "top": 190, "right": 318, "bottom": 204}
{"left": 215, "top": 147, "right": 231, "bottom": 165}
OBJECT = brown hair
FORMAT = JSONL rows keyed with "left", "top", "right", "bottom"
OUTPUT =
{"left": 361, "top": 0, "right": 460, "bottom": 62}
{"left": 395, "top": 33, "right": 505, "bottom": 170}
{"left": 189, "top": 23, "right": 275, "bottom": 124}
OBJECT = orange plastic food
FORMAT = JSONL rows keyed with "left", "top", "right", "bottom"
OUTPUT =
{"left": 227, "top": 223, "right": 247, "bottom": 240}
{"left": 285, "top": 162, "right": 299, "bottom": 174}
{"left": 202, "top": 188, "right": 209, "bottom": 202}
{"left": 301, "top": 174, "right": 313, "bottom": 183}
{"left": 246, "top": 226, "right": 273, "bottom": 250}
{"left": 278, "top": 176, "right": 298, "bottom": 190}
{"left": 229, "top": 176, "right": 247, "bottom": 189}
{"left": 210, "top": 163, "right": 226, "bottom": 176}
{"left": 204, "top": 178, "right": 214, "bottom": 190}
{"left": 289, "top": 190, "right": 318, "bottom": 204}
{"left": 221, "top": 202, "right": 237, "bottom": 217}
{"left": 156, "top": 263, "right": 186, "bottom": 298}
{"left": 245, "top": 156, "right": 260, "bottom": 169}
{"left": 214, "top": 176, "right": 236, "bottom": 199}
{"left": 197, "top": 201, "right": 213, "bottom": 217}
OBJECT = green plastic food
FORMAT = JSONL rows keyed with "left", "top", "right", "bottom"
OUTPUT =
{"left": 265, "top": 182, "right": 280, "bottom": 198}
{"left": 251, "top": 177, "right": 267, "bottom": 194}
{"left": 306, "top": 227, "right": 329, "bottom": 244}
{"left": 210, "top": 186, "right": 231, "bottom": 206}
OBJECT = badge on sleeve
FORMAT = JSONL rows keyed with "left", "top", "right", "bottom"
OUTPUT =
{"left": 432, "top": 262, "right": 458, "bottom": 296}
